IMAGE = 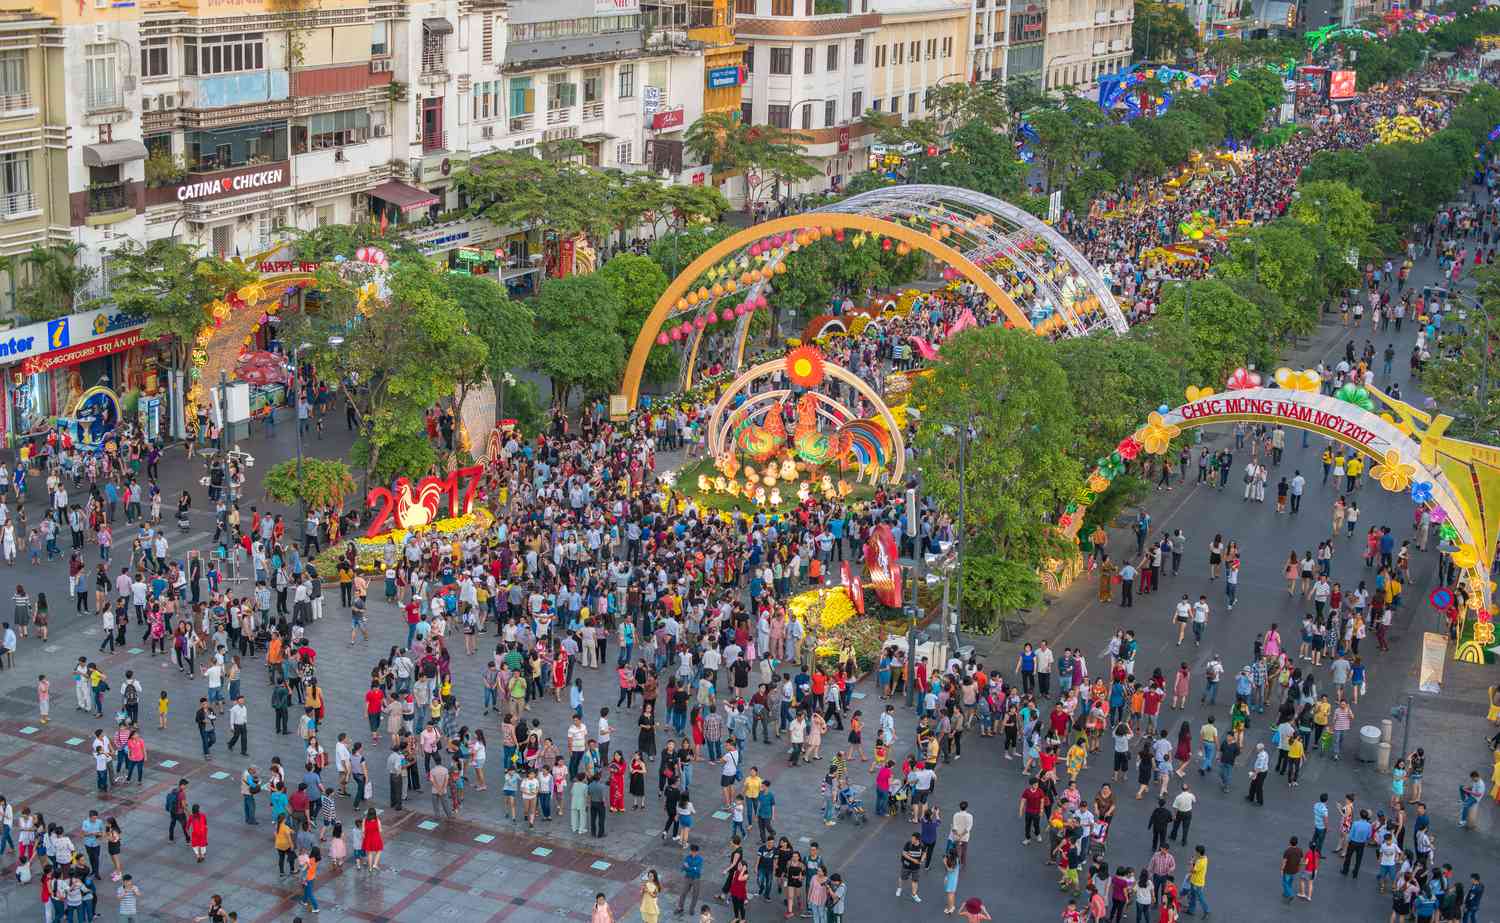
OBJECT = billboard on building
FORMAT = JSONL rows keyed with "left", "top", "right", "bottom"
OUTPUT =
{"left": 1329, "top": 70, "right": 1357, "bottom": 99}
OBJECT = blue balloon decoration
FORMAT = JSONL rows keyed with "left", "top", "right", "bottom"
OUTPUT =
{"left": 1410, "top": 481, "right": 1434, "bottom": 505}
{"left": 1157, "top": 404, "right": 1171, "bottom": 414}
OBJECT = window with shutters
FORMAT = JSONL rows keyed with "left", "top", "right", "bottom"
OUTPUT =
{"left": 893, "top": 43, "right": 903, "bottom": 64}
{"left": 736, "top": 0, "right": 755, "bottom": 12}
{"left": 927, "top": 38, "right": 936, "bottom": 58}
{"left": 803, "top": 47, "right": 814, "bottom": 74}
{"left": 826, "top": 44, "right": 839, "bottom": 71}
{"left": 481, "top": 16, "right": 494, "bottom": 63}
{"left": 853, "top": 39, "right": 864, "bottom": 65}
{"left": 473, "top": 81, "right": 501, "bottom": 120}
{"left": 771, "top": 0, "right": 792, "bottom": 14}
{"left": 823, "top": 99, "right": 835, "bottom": 126}
{"left": 767, "top": 104, "right": 789, "bottom": 128}
{"left": 769, "top": 47, "right": 792, "bottom": 74}
{"left": 850, "top": 90, "right": 862, "bottom": 117}
{"left": 910, "top": 40, "right": 919, "bottom": 60}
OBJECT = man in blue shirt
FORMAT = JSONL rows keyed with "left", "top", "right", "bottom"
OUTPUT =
{"left": 675, "top": 843, "right": 704, "bottom": 913}
{"left": 1340, "top": 809, "right": 1373, "bottom": 878}
{"left": 1463, "top": 873, "right": 1484, "bottom": 923}
{"left": 1310, "top": 793, "right": 1329, "bottom": 853}
{"left": 756, "top": 781, "right": 777, "bottom": 839}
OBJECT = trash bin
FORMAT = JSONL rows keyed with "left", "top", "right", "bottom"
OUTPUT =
{"left": 1359, "top": 725, "right": 1382, "bottom": 762}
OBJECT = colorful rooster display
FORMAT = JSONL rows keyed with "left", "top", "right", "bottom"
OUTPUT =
{"left": 732, "top": 401, "right": 788, "bottom": 462}
{"left": 392, "top": 477, "right": 447, "bottom": 529}
{"left": 837, "top": 418, "right": 893, "bottom": 480}
{"left": 791, "top": 392, "right": 851, "bottom": 466}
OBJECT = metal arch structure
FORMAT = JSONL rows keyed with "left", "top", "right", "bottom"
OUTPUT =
{"left": 819, "top": 185, "right": 1128, "bottom": 338}
{"left": 623, "top": 184, "right": 1127, "bottom": 409}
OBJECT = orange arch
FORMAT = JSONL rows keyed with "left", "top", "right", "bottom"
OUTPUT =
{"left": 620, "top": 214, "right": 1029, "bottom": 409}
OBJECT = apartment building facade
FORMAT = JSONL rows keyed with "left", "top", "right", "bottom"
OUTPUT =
{"left": 1039, "top": 0, "right": 1128, "bottom": 93}
{"left": 867, "top": 0, "right": 966, "bottom": 125}
{"left": 966, "top": 0, "right": 1044, "bottom": 84}
{"left": 735, "top": 0, "right": 877, "bottom": 201}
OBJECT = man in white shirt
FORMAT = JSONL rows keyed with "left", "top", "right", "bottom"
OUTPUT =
{"left": 949, "top": 801, "right": 974, "bottom": 865}
{"left": 335, "top": 735, "right": 353, "bottom": 795}
{"left": 597, "top": 709, "right": 613, "bottom": 764}
{"left": 566, "top": 716, "right": 588, "bottom": 776}
{"left": 227, "top": 695, "right": 249, "bottom": 756}
{"left": 1170, "top": 783, "right": 1197, "bottom": 844}
{"left": 203, "top": 661, "right": 225, "bottom": 713}
{"left": 1034, "top": 642, "right": 1055, "bottom": 698}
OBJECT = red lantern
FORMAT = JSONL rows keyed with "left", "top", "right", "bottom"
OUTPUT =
{"left": 882, "top": 239, "right": 893, "bottom": 251}
{"left": 834, "top": 229, "right": 845, "bottom": 242}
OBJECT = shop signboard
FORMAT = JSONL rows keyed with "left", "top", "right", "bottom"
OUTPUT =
{"left": 707, "top": 66, "right": 742, "bottom": 89}
{"left": 0, "top": 308, "right": 148, "bottom": 369}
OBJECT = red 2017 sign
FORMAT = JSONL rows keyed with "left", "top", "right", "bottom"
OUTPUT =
{"left": 365, "top": 465, "right": 485, "bottom": 538}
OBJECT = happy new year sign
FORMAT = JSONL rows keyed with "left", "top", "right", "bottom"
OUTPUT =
{"left": 1177, "top": 395, "right": 1379, "bottom": 447}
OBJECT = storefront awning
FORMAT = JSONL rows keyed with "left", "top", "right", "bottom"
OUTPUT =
{"left": 422, "top": 16, "right": 453, "bottom": 33}
{"left": 82, "top": 140, "right": 149, "bottom": 168}
{"left": 581, "top": 132, "right": 617, "bottom": 142}
{"left": 369, "top": 179, "right": 440, "bottom": 212}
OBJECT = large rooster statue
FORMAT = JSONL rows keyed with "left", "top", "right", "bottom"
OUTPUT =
{"left": 392, "top": 477, "right": 446, "bottom": 529}
{"left": 791, "top": 392, "right": 850, "bottom": 466}
{"left": 732, "top": 402, "right": 787, "bottom": 462}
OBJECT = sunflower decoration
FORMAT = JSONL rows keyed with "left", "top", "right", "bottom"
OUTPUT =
{"left": 1137, "top": 412, "right": 1182, "bottom": 455}
{"left": 1370, "top": 449, "right": 1417, "bottom": 492}
{"left": 785, "top": 345, "right": 826, "bottom": 389}
{"left": 1452, "top": 542, "right": 1481, "bottom": 570}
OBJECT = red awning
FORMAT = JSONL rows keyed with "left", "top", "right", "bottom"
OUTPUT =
{"left": 370, "top": 180, "right": 440, "bottom": 212}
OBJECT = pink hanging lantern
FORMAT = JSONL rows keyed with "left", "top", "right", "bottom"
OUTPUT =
{"left": 656, "top": 333, "right": 669, "bottom": 346}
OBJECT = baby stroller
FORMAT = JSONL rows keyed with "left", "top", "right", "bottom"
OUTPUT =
{"left": 836, "top": 784, "right": 867, "bottom": 826}
{"left": 887, "top": 779, "right": 911, "bottom": 818}
{"left": 1087, "top": 819, "right": 1110, "bottom": 861}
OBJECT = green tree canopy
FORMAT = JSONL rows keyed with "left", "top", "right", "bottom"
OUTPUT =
{"left": 912, "top": 327, "right": 1083, "bottom": 565}
{"left": 1132, "top": 279, "right": 1268, "bottom": 387}
{"left": 106, "top": 240, "right": 254, "bottom": 370}
{"left": 599, "top": 253, "right": 676, "bottom": 386}
{"left": 532, "top": 273, "right": 626, "bottom": 407}
{"left": 3, "top": 244, "right": 99, "bottom": 322}
{"left": 1053, "top": 336, "right": 1182, "bottom": 464}
{"left": 1289, "top": 180, "right": 1376, "bottom": 253}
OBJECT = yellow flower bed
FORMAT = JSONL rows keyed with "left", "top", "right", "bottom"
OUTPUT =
{"left": 355, "top": 507, "right": 496, "bottom": 548}
{"left": 787, "top": 586, "right": 857, "bottom": 631}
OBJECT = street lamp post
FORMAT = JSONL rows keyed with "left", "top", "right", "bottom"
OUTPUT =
{"left": 941, "top": 423, "right": 969, "bottom": 654}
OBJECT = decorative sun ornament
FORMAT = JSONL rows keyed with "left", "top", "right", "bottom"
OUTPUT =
{"left": 785, "top": 345, "right": 826, "bottom": 389}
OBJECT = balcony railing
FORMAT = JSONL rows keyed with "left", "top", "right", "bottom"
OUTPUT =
{"left": 88, "top": 182, "right": 129, "bottom": 214}
{"left": 0, "top": 91, "right": 33, "bottom": 114}
{"left": 0, "top": 189, "right": 37, "bottom": 217}
{"left": 86, "top": 88, "right": 122, "bottom": 112}
{"left": 421, "top": 50, "right": 449, "bottom": 77}
{"left": 583, "top": 101, "right": 604, "bottom": 121}
{"left": 421, "top": 129, "right": 447, "bottom": 154}
{"left": 546, "top": 106, "right": 573, "bottom": 126}
{"left": 510, "top": 113, "right": 534, "bottom": 133}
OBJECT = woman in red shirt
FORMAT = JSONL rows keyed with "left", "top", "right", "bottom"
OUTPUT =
{"left": 360, "top": 807, "right": 385, "bottom": 871}
{"left": 188, "top": 803, "right": 209, "bottom": 862}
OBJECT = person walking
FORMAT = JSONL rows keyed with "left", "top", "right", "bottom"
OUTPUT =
{"left": 897, "top": 832, "right": 924, "bottom": 903}
{"left": 1182, "top": 845, "right": 1209, "bottom": 917}
{"left": 1246, "top": 743, "right": 1268, "bottom": 806}
{"left": 676, "top": 844, "right": 705, "bottom": 914}
{"left": 1280, "top": 838, "right": 1303, "bottom": 903}
{"left": 187, "top": 803, "right": 208, "bottom": 862}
